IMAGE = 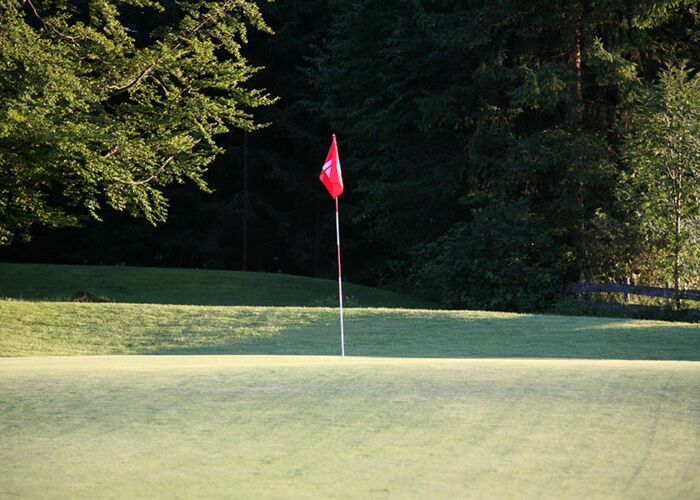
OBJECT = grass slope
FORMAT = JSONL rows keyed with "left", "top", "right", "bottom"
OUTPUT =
{"left": 1, "top": 301, "right": 699, "bottom": 359}
{"left": 1, "top": 355, "right": 699, "bottom": 499}
{"left": 0, "top": 262, "right": 435, "bottom": 308}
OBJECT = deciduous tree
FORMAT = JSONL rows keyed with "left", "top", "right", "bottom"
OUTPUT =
{"left": 0, "top": 0, "right": 273, "bottom": 244}
{"left": 621, "top": 64, "right": 700, "bottom": 300}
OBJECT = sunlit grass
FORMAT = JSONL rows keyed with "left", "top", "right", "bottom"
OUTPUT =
{"left": 1, "top": 355, "right": 698, "bottom": 499}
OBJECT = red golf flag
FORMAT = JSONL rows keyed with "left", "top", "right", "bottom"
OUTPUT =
{"left": 319, "top": 134, "right": 344, "bottom": 198}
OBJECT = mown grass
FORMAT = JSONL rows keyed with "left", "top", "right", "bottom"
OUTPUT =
{"left": 2, "top": 263, "right": 699, "bottom": 498}
{"left": 0, "top": 262, "right": 435, "bottom": 308}
{"left": 1, "top": 301, "right": 699, "bottom": 359}
{"left": 1, "top": 355, "right": 698, "bottom": 499}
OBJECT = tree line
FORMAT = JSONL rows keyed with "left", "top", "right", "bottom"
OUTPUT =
{"left": 1, "top": 0, "right": 699, "bottom": 311}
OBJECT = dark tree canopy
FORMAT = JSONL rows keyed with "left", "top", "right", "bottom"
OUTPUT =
{"left": 2, "top": 0, "right": 699, "bottom": 311}
{"left": 308, "top": 0, "right": 700, "bottom": 308}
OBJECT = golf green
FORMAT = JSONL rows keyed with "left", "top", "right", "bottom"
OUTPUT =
{"left": 1, "top": 355, "right": 698, "bottom": 499}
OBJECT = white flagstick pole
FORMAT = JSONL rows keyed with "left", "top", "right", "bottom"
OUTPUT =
{"left": 335, "top": 196, "right": 345, "bottom": 358}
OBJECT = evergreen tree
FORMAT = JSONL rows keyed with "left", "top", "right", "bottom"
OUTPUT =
{"left": 309, "top": 0, "right": 700, "bottom": 308}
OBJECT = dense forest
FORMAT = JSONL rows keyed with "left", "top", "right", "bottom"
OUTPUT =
{"left": 1, "top": 0, "right": 699, "bottom": 310}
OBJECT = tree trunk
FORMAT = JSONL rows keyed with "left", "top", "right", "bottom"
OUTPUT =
{"left": 673, "top": 204, "right": 681, "bottom": 308}
{"left": 672, "top": 176, "right": 682, "bottom": 309}
{"left": 314, "top": 199, "right": 321, "bottom": 277}
{"left": 570, "top": 14, "right": 585, "bottom": 255}
{"left": 570, "top": 15, "right": 583, "bottom": 128}
{"left": 241, "top": 131, "right": 249, "bottom": 271}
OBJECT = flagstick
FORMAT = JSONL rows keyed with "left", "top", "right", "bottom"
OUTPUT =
{"left": 335, "top": 196, "right": 345, "bottom": 358}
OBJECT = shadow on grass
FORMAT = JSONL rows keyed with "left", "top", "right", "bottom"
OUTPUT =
{"left": 156, "top": 312, "right": 700, "bottom": 361}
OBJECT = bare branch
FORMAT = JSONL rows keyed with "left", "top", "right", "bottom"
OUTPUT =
{"left": 103, "top": 145, "right": 120, "bottom": 159}
{"left": 114, "top": 156, "right": 175, "bottom": 186}
{"left": 25, "top": 0, "right": 82, "bottom": 45}
{"left": 149, "top": 74, "right": 170, "bottom": 96}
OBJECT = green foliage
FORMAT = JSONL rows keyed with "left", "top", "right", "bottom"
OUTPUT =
{"left": 552, "top": 295, "right": 700, "bottom": 323}
{"left": 584, "top": 208, "right": 667, "bottom": 284}
{"left": 620, "top": 64, "right": 700, "bottom": 290}
{"left": 403, "top": 201, "right": 562, "bottom": 311}
{"left": 0, "top": 0, "right": 274, "bottom": 244}
{"left": 307, "top": 0, "right": 472, "bottom": 254}
{"left": 307, "top": 0, "right": 699, "bottom": 309}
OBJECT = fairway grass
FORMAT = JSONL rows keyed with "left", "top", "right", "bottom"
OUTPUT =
{"left": 1, "top": 301, "right": 699, "bottom": 359}
{"left": 1, "top": 355, "right": 698, "bottom": 499}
